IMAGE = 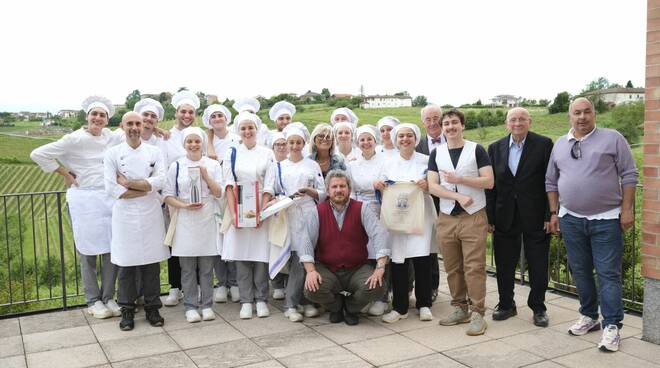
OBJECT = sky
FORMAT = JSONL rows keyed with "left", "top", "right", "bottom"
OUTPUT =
{"left": 0, "top": 0, "right": 647, "bottom": 113}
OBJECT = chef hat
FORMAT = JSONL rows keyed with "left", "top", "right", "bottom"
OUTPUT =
{"left": 333, "top": 121, "right": 355, "bottom": 135}
{"left": 232, "top": 97, "right": 260, "bottom": 113}
{"left": 181, "top": 126, "right": 207, "bottom": 149}
{"left": 330, "top": 107, "right": 358, "bottom": 125}
{"left": 202, "top": 104, "right": 232, "bottom": 129}
{"left": 283, "top": 126, "right": 307, "bottom": 142}
{"left": 392, "top": 123, "right": 421, "bottom": 148}
{"left": 269, "top": 132, "right": 286, "bottom": 148}
{"left": 377, "top": 116, "right": 400, "bottom": 130}
{"left": 133, "top": 98, "right": 164, "bottom": 121}
{"left": 82, "top": 95, "right": 115, "bottom": 117}
{"left": 356, "top": 124, "right": 380, "bottom": 144}
{"left": 171, "top": 90, "right": 201, "bottom": 110}
{"left": 269, "top": 101, "right": 296, "bottom": 121}
{"left": 283, "top": 122, "right": 310, "bottom": 142}
{"left": 233, "top": 111, "right": 261, "bottom": 134}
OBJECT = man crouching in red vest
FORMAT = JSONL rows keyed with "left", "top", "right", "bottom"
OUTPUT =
{"left": 301, "top": 170, "right": 390, "bottom": 325}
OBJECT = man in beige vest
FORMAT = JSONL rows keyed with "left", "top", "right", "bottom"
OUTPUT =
{"left": 427, "top": 108, "right": 494, "bottom": 336}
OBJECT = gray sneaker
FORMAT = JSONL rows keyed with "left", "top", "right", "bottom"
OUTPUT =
{"left": 438, "top": 306, "right": 470, "bottom": 326}
{"left": 466, "top": 312, "right": 488, "bottom": 336}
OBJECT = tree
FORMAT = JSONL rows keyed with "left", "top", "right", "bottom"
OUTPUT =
{"left": 608, "top": 101, "right": 644, "bottom": 144}
{"left": 626, "top": 80, "right": 634, "bottom": 88}
{"left": 125, "top": 89, "right": 141, "bottom": 110}
{"left": 581, "top": 77, "right": 610, "bottom": 93}
{"left": 394, "top": 91, "right": 410, "bottom": 97}
{"left": 321, "top": 88, "right": 331, "bottom": 100}
{"left": 539, "top": 99, "right": 551, "bottom": 106}
{"left": 548, "top": 92, "right": 570, "bottom": 114}
{"left": 474, "top": 99, "right": 482, "bottom": 106}
{"left": 412, "top": 95, "right": 428, "bottom": 107}
{"left": 196, "top": 92, "right": 208, "bottom": 114}
{"left": 158, "top": 92, "right": 170, "bottom": 104}
{"left": 178, "top": 87, "right": 188, "bottom": 92}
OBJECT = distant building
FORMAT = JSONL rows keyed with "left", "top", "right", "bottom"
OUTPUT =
{"left": 490, "top": 95, "right": 520, "bottom": 107}
{"left": 332, "top": 93, "right": 353, "bottom": 99}
{"left": 360, "top": 95, "right": 413, "bottom": 109}
{"left": 300, "top": 91, "right": 322, "bottom": 103}
{"left": 582, "top": 87, "right": 644, "bottom": 105}
{"left": 57, "top": 110, "right": 79, "bottom": 119}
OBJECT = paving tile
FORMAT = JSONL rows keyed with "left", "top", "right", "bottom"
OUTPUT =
{"left": 344, "top": 333, "right": 435, "bottom": 366}
{"left": 167, "top": 321, "right": 244, "bottom": 349}
{"left": 253, "top": 328, "right": 336, "bottom": 358}
{"left": 210, "top": 301, "right": 243, "bottom": 322}
{"left": 100, "top": 333, "right": 179, "bottom": 362}
{"left": 110, "top": 351, "right": 196, "bottom": 368}
{"left": 380, "top": 353, "right": 467, "bottom": 367}
{"left": 240, "top": 360, "right": 286, "bottom": 368}
{"left": 485, "top": 290, "right": 529, "bottom": 310}
{"left": 278, "top": 345, "right": 371, "bottom": 368}
{"left": 544, "top": 291, "right": 563, "bottom": 301}
{"left": 19, "top": 309, "right": 88, "bottom": 334}
{"left": 552, "top": 348, "right": 660, "bottom": 368}
{"left": 623, "top": 313, "right": 644, "bottom": 329}
{"left": 444, "top": 340, "right": 544, "bottom": 368}
{"left": 522, "top": 361, "right": 566, "bottom": 368}
{"left": 313, "top": 317, "right": 393, "bottom": 344}
{"left": 0, "top": 355, "right": 26, "bottom": 368}
{"left": 301, "top": 313, "right": 332, "bottom": 327}
{"left": 483, "top": 315, "right": 542, "bottom": 339}
{"left": 23, "top": 325, "right": 96, "bottom": 353}
{"left": 402, "top": 324, "right": 491, "bottom": 352}
{"left": 228, "top": 313, "right": 307, "bottom": 338}
{"left": 185, "top": 339, "right": 271, "bottom": 368}
{"left": 161, "top": 309, "right": 226, "bottom": 332}
{"left": 26, "top": 343, "right": 108, "bottom": 368}
{"left": 0, "top": 318, "right": 21, "bottom": 338}
{"left": 0, "top": 336, "right": 24, "bottom": 358}
{"left": 500, "top": 328, "right": 593, "bottom": 359}
{"left": 549, "top": 320, "right": 642, "bottom": 344}
{"left": 619, "top": 337, "right": 660, "bottom": 365}
{"left": 546, "top": 295, "right": 581, "bottom": 310}
{"left": 516, "top": 304, "right": 577, "bottom": 326}
{"left": 371, "top": 301, "right": 453, "bottom": 333}
{"left": 91, "top": 318, "right": 163, "bottom": 342}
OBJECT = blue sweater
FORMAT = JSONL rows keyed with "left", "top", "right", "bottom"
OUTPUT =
{"left": 545, "top": 127, "right": 638, "bottom": 216}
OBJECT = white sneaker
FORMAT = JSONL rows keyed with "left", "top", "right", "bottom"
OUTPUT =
{"left": 240, "top": 303, "right": 253, "bottom": 319}
{"left": 598, "top": 325, "right": 621, "bottom": 352}
{"left": 256, "top": 301, "right": 270, "bottom": 318}
{"left": 568, "top": 315, "right": 601, "bottom": 336}
{"left": 272, "top": 288, "right": 285, "bottom": 300}
{"left": 382, "top": 310, "right": 408, "bottom": 324}
{"left": 230, "top": 286, "right": 240, "bottom": 303}
{"left": 105, "top": 300, "right": 122, "bottom": 317}
{"left": 164, "top": 288, "right": 183, "bottom": 307}
{"left": 284, "top": 308, "right": 304, "bottom": 322}
{"left": 185, "top": 310, "right": 201, "bottom": 323}
{"left": 419, "top": 307, "right": 433, "bottom": 321}
{"left": 87, "top": 301, "right": 112, "bottom": 319}
{"left": 368, "top": 301, "right": 387, "bottom": 316}
{"left": 303, "top": 304, "right": 320, "bottom": 318}
{"left": 201, "top": 308, "right": 215, "bottom": 321}
{"left": 214, "top": 286, "right": 228, "bottom": 303}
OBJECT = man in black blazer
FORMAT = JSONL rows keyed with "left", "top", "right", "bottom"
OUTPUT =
{"left": 415, "top": 104, "right": 446, "bottom": 301}
{"left": 486, "top": 107, "right": 553, "bottom": 327}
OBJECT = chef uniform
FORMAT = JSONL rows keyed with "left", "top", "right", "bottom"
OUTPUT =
{"left": 375, "top": 116, "right": 400, "bottom": 160}
{"left": 30, "top": 95, "right": 121, "bottom": 317}
{"left": 333, "top": 121, "right": 359, "bottom": 162}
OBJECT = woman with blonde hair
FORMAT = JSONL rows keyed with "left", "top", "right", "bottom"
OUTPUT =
{"left": 308, "top": 123, "right": 346, "bottom": 179}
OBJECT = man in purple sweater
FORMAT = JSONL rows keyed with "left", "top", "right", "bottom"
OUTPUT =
{"left": 545, "top": 97, "right": 638, "bottom": 353}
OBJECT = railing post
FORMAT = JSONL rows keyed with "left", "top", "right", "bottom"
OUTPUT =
{"left": 56, "top": 193, "right": 67, "bottom": 310}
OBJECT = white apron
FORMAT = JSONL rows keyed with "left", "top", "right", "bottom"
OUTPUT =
{"left": 171, "top": 197, "right": 219, "bottom": 257}
{"left": 66, "top": 187, "right": 114, "bottom": 256}
{"left": 111, "top": 194, "right": 169, "bottom": 267}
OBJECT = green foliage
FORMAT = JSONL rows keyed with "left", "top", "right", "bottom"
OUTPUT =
{"left": 124, "top": 89, "right": 141, "bottom": 110}
{"left": 607, "top": 101, "right": 644, "bottom": 144}
{"left": 412, "top": 95, "right": 427, "bottom": 107}
{"left": 626, "top": 80, "right": 634, "bottom": 88}
{"left": 394, "top": 91, "right": 410, "bottom": 97}
{"left": 582, "top": 76, "right": 611, "bottom": 93}
{"left": 0, "top": 112, "right": 17, "bottom": 123}
{"left": 463, "top": 109, "right": 506, "bottom": 130}
{"left": 108, "top": 108, "right": 129, "bottom": 127}
{"left": 321, "top": 88, "right": 331, "bottom": 100}
{"left": 548, "top": 92, "right": 570, "bottom": 114}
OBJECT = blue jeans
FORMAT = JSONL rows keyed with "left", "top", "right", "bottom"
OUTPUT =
{"left": 560, "top": 214, "right": 623, "bottom": 328}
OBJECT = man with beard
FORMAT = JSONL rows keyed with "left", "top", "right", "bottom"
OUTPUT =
{"left": 301, "top": 170, "right": 390, "bottom": 326}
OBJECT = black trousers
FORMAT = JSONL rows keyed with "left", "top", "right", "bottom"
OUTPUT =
{"left": 493, "top": 210, "right": 550, "bottom": 312}
{"left": 392, "top": 255, "right": 432, "bottom": 314}
{"left": 168, "top": 255, "right": 182, "bottom": 289}
{"left": 408, "top": 253, "right": 439, "bottom": 292}
{"left": 118, "top": 262, "right": 162, "bottom": 311}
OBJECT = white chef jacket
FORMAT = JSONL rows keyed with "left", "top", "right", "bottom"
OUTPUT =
{"left": 104, "top": 142, "right": 169, "bottom": 267}
{"left": 335, "top": 146, "right": 359, "bottom": 163}
{"left": 161, "top": 126, "right": 187, "bottom": 168}
{"left": 209, "top": 131, "right": 240, "bottom": 165}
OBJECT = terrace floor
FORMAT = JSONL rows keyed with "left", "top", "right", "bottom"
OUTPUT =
{"left": 1, "top": 267, "right": 659, "bottom": 368}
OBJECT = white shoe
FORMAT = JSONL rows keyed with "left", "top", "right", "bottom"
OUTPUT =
{"left": 201, "top": 308, "right": 215, "bottom": 321}
{"left": 419, "top": 307, "right": 433, "bottom": 321}
{"left": 256, "top": 301, "right": 270, "bottom": 318}
{"left": 240, "top": 303, "right": 253, "bottom": 319}
{"left": 303, "top": 304, "right": 320, "bottom": 318}
{"left": 185, "top": 310, "right": 201, "bottom": 323}
{"left": 214, "top": 286, "right": 228, "bottom": 303}
{"left": 87, "top": 301, "right": 112, "bottom": 319}
{"left": 382, "top": 310, "right": 408, "bottom": 324}
{"left": 272, "top": 288, "right": 285, "bottom": 300}
{"left": 368, "top": 301, "right": 387, "bottom": 316}
{"left": 598, "top": 324, "right": 621, "bottom": 352}
{"left": 164, "top": 288, "right": 183, "bottom": 306}
{"left": 105, "top": 300, "right": 122, "bottom": 317}
{"left": 230, "top": 286, "right": 240, "bottom": 303}
{"left": 284, "top": 308, "right": 304, "bottom": 322}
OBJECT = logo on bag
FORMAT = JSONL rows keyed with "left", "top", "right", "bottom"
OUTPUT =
{"left": 396, "top": 193, "right": 409, "bottom": 209}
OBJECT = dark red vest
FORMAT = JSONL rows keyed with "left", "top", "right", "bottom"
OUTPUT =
{"left": 315, "top": 199, "right": 369, "bottom": 272}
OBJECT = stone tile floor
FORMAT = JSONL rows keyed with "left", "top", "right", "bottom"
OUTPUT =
{"left": 1, "top": 270, "right": 659, "bottom": 368}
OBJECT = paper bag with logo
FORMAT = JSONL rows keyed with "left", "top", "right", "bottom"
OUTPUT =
{"left": 267, "top": 209, "right": 288, "bottom": 247}
{"left": 380, "top": 181, "right": 424, "bottom": 235}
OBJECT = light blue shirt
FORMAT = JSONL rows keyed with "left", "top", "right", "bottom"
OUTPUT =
{"left": 508, "top": 135, "right": 526, "bottom": 176}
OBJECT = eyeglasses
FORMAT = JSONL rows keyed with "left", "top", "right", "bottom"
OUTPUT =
{"left": 315, "top": 135, "right": 332, "bottom": 142}
{"left": 570, "top": 140, "right": 581, "bottom": 160}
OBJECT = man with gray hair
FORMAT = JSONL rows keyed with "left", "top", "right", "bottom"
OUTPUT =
{"left": 301, "top": 170, "right": 390, "bottom": 326}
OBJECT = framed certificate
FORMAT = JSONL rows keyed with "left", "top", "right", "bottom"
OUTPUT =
{"left": 234, "top": 181, "right": 260, "bottom": 228}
